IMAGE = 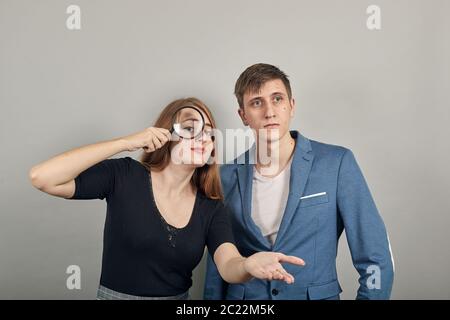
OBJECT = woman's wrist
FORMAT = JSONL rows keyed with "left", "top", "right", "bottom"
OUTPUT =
{"left": 115, "top": 137, "right": 132, "bottom": 153}
{"left": 241, "top": 257, "right": 254, "bottom": 281}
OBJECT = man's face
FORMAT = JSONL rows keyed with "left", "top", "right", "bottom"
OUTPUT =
{"left": 238, "top": 79, "right": 295, "bottom": 142}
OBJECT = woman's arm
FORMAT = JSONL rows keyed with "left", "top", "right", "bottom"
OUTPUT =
{"left": 213, "top": 243, "right": 305, "bottom": 284}
{"left": 29, "top": 127, "right": 171, "bottom": 198}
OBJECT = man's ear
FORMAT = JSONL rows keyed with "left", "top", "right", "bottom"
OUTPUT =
{"left": 238, "top": 107, "right": 249, "bottom": 126}
{"left": 290, "top": 98, "right": 296, "bottom": 118}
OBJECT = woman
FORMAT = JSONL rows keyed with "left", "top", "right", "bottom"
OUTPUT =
{"left": 29, "top": 97, "right": 305, "bottom": 300}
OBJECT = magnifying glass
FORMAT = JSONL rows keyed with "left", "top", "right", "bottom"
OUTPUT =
{"left": 170, "top": 106, "right": 205, "bottom": 140}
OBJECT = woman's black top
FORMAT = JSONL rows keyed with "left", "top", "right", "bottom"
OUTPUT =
{"left": 69, "top": 157, "right": 234, "bottom": 297}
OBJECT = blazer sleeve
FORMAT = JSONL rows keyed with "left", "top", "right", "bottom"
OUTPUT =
{"left": 203, "top": 253, "right": 229, "bottom": 300}
{"left": 337, "top": 149, "right": 394, "bottom": 299}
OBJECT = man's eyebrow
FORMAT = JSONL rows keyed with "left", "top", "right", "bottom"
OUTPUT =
{"left": 247, "top": 92, "right": 286, "bottom": 102}
{"left": 271, "top": 92, "right": 287, "bottom": 96}
{"left": 247, "top": 96, "right": 262, "bottom": 103}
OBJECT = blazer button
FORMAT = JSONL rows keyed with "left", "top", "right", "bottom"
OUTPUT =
{"left": 271, "top": 289, "right": 279, "bottom": 296}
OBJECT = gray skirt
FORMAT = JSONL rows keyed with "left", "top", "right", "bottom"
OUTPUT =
{"left": 97, "top": 285, "right": 189, "bottom": 300}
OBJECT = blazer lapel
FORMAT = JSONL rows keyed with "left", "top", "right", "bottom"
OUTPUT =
{"left": 273, "top": 131, "right": 314, "bottom": 250}
{"left": 236, "top": 146, "right": 272, "bottom": 250}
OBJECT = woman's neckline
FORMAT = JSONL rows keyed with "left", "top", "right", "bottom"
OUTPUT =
{"left": 146, "top": 170, "right": 198, "bottom": 230}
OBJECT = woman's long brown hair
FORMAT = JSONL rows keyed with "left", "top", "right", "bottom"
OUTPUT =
{"left": 140, "top": 97, "right": 223, "bottom": 200}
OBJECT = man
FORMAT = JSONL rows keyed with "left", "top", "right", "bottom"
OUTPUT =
{"left": 204, "top": 63, "right": 394, "bottom": 300}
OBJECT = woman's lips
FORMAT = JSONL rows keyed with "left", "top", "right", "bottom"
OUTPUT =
{"left": 191, "top": 147, "right": 205, "bottom": 153}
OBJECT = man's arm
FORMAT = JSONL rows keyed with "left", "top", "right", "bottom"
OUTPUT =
{"left": 337, "top": 149, "right": 394, "bottom": 300}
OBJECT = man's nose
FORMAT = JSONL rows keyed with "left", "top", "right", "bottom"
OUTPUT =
{"left": 264, "top": 103, "right": 276, "bottom": 119}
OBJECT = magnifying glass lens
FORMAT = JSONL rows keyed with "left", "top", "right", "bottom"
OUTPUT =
{"left": 172, "top": 107, "right": 204, "bottom": 139}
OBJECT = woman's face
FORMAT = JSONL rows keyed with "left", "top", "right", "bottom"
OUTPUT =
{"left": 170, "top": 108, "right": 215, "bottom": 168}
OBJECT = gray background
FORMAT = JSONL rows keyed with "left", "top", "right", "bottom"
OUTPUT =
{"left": 1, "top": 0, "right": 449, "bottom": 299}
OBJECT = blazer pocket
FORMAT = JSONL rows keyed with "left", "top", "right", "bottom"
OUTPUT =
{"left": 225, "top": 284, "right": 245, "bottom": 300}
{"left": 300, "top": 192, "right": 329, "bottom": 208}
{"left": 307, "top": 279, "right": 342, "bottom": 300}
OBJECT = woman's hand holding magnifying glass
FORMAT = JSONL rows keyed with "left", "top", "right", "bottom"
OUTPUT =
{"left": 122, "top": 127, "right": 172, "bottom": 153}
{"left": 122, "top": 106, "right": 206, "bottom": 153}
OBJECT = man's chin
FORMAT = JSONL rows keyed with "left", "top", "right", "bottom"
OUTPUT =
{"left": 256, "top": 128, "right": 285, "bottom": 143}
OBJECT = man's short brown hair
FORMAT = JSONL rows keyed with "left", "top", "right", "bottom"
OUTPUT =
{"left": 234, "top": 63, "right": 292, "bottom": 108}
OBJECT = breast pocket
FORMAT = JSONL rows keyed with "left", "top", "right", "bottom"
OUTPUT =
{"left": 299, "top": 192, "right": 329, "bottom": 208}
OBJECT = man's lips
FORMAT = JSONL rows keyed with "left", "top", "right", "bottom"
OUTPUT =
{"left": 264, "top": 123, "right": 280, "bottom": 128}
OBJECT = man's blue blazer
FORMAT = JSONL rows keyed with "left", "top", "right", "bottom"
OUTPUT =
{"left": 204, "top": 131, "right": 394, "bottom": 300}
